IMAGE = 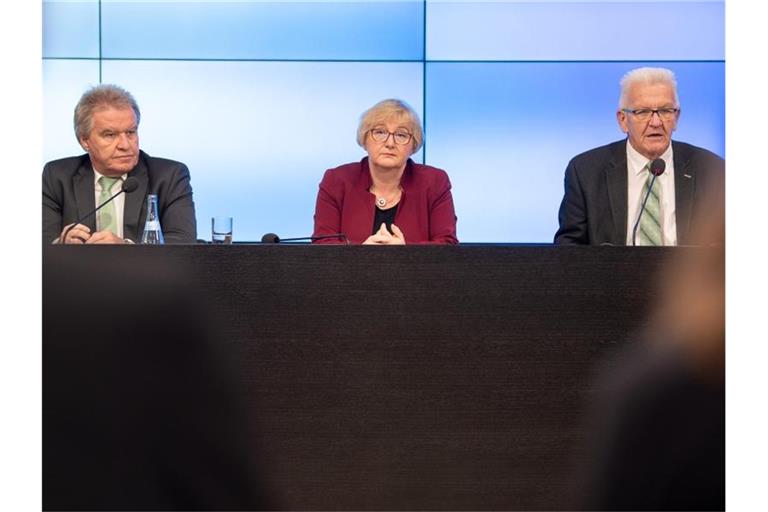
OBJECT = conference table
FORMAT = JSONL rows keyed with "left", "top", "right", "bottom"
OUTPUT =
{"left": 43, "top": 244, "right": 679, "bottom": 510}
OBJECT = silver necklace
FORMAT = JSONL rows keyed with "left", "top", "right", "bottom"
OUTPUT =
{"left": 373, "top": 188, "right": 400, "bottom": 209}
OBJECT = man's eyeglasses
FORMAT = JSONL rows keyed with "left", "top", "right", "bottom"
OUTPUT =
{"left": 622, "top": 107, "right": 680, "bottom": 121}
{"left": 369, "top": 128, "right": 412, "bottom": 145}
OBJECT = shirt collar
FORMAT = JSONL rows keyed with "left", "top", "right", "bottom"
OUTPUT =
{"left": 92, "top": 167, "right": 127, "bottom": 188}
{"left": 626, "top": 140, "right": 674, "bottom": 176}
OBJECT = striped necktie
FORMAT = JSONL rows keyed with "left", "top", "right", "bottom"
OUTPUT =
{"left": 97, "top": 176, "right": 120, "bottom": 235}
{"left": 636, "top": 164, "right": 662, "bottom": 246}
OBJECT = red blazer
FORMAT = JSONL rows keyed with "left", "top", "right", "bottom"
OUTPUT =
{"left": 312, "top": 157, "right": 458, "bottom": 244}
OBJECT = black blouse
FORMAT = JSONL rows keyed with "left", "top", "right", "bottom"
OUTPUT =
{"left": 372, "top": 204, "right": 398, "bottom": 234}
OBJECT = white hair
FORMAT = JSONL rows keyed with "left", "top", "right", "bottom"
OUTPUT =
{"left": 74, "top": 84, "right": 140, "bottom": 141}
{"left": 619, "top": 67, "right": 679, "bottom": 109}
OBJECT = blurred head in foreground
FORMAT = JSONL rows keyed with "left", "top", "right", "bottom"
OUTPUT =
{"left": 581, "top": 192, "right": 724, "bottom": 510}
{"left": 43, "top": 249, "right": 266, "bottom": 510}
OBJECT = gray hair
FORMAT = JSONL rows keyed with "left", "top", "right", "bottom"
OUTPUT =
{"left": 619, "top": 67, "right": 679, "bottom": 109}
{"left": 356, "top": 99, "right": 423, "bottom": 154}
{"left": 74, "top": 84, "right": 141, "bottom": 141}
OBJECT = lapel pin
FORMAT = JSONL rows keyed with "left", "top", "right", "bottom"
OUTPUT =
{"left": 683, "top": 173, "right": 692, "bottom": 179}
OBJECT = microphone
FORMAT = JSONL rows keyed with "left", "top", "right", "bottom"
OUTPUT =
{"left": 260, "top": 233, "right": 348, "bottom": 244}
{"left": 60, "top": 177, "right": 139, "bottom": 243}
{"left": 121, "top": 177, "right": 139, "bottom": 193}
{"left": 631, "top": 158, "right": 666, "bottom": 246}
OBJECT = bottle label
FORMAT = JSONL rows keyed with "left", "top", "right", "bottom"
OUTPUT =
{"left": 144, "top": 221, "right": 160, "bottom": 231}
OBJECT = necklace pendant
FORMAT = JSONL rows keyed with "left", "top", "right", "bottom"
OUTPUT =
{"left": 376, "top": 197, "right": 387, "bottom": 208}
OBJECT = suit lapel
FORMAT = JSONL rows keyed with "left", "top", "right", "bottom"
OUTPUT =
{"left": 74, "top": 159, "right": 96, "bottom": 231}
{"left": 605, "top": 141, "right": 628, "bottom": 244}
{"left": 673, "top": 142, "right": 694, "bottom": 245}
{"left": 124, "top": 152, "right": 149, "bottom": 242}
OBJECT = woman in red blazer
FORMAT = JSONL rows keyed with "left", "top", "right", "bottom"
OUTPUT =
{"left": 312, "top": 99, "right": 458, "bottom": 245}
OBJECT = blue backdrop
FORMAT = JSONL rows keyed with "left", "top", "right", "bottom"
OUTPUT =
{"left": 43, "top": 1, "right": 724, "bottom": 242}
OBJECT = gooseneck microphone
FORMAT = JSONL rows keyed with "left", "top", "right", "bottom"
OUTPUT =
{"left": 60, "top": 177, "right": 139, "bottom": 243}
{"left": 260, "top": 233, "right": 349, "bottom": 244}
{"left": 121, "top": 177, "right": 140, "bottom": 194}
{"left": 631, "top": 158, "right": 666, "bottom": 246}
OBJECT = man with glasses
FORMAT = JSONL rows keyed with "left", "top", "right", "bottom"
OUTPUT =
{"left": 554, "top": 67, "right": 724, "bottom": 246}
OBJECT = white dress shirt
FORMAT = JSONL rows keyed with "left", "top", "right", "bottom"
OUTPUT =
{"left": 93, "top": 169, "right": 126, "bottom": 239}
{"left": 625, "top": 142, "right": 677, "bottom": 246}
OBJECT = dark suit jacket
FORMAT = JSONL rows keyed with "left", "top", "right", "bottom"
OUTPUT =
{"left": 554, "top": 140, "right": 724, "bottom": 245}
{"left": 42, "top": 150, "right": 197, "bottom": 244}
{"left": 312, "top": 157, "right": 458, "bottom": 244}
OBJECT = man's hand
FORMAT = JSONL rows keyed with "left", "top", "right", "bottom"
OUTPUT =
{"left": 85, "top": 230, "right": 128, "bottom": 244}
{"left": 59, "top": 223, "right": 91, "bottom": 244}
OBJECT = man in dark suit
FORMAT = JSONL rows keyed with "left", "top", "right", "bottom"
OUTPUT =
{"left": 42, "top": 84, "right": 197, "bottom": 245}
{"left": 554, "top": 67, "right": 724, "bottom": 246}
